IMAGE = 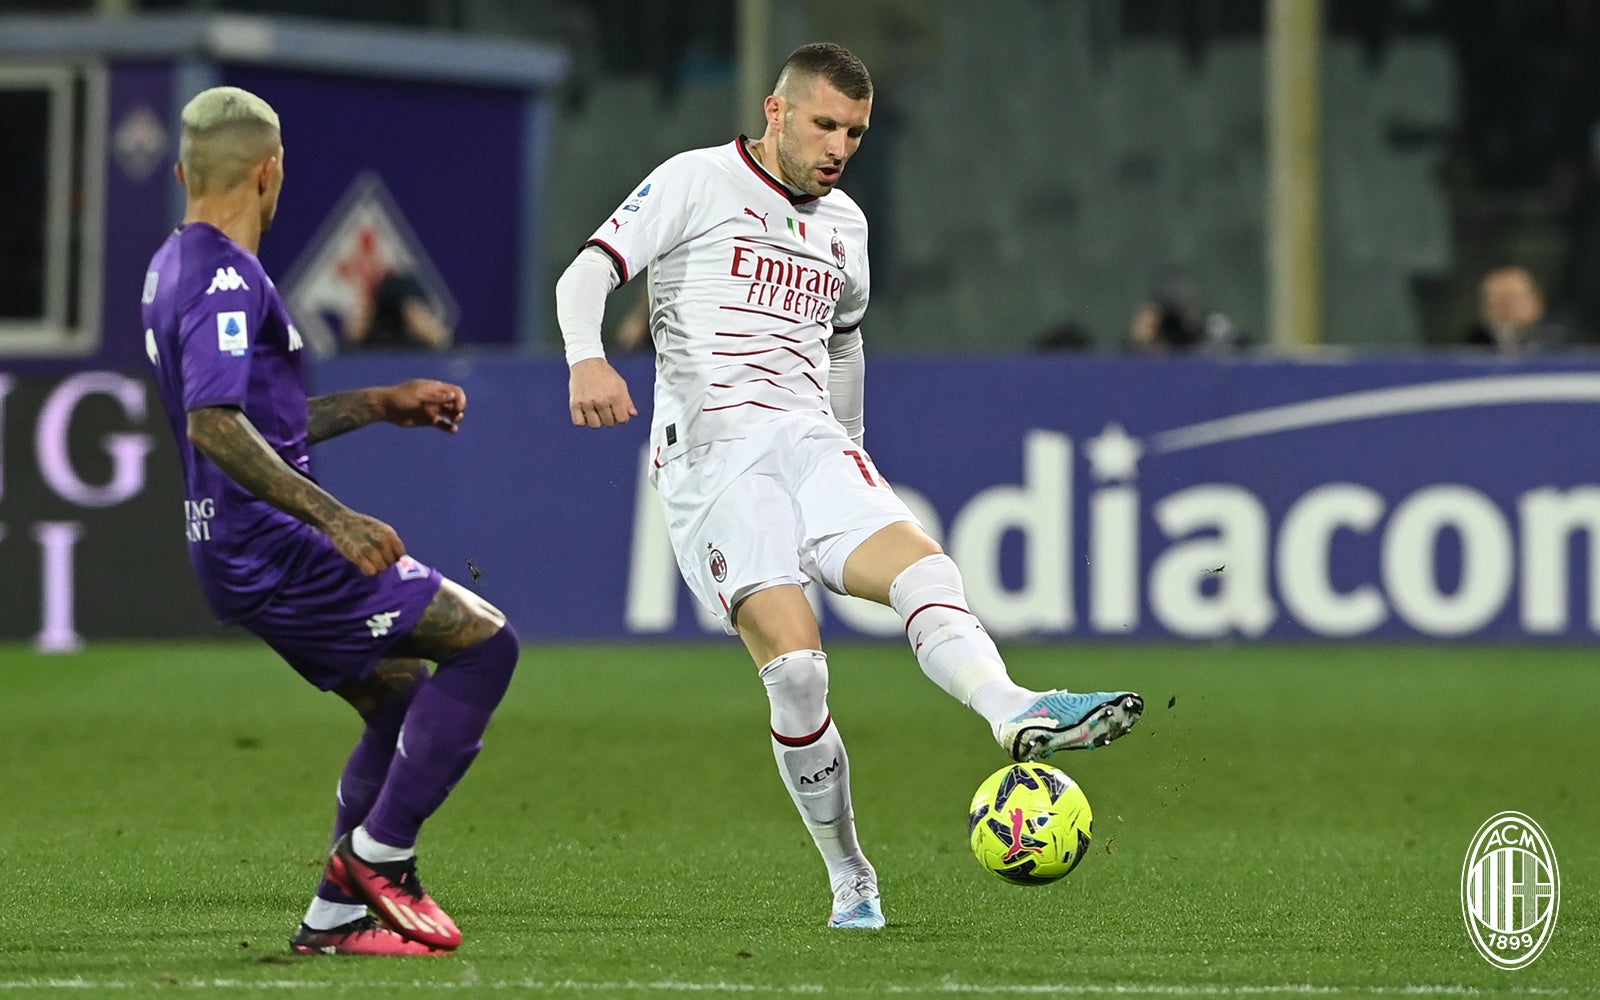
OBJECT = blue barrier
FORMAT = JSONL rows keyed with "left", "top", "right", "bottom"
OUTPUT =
{"left": 310, "top": 352, "right": 1600, "bottom": 642}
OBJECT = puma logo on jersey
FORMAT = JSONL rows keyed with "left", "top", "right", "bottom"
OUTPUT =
{"left": 206, "top": 266, "right": 250, "bottom": 294}
{"left": 609, "top": 216, "right": 627, "bottom": 233}
{"left": 743, "top": 207, "right": 769, "bottom": 231}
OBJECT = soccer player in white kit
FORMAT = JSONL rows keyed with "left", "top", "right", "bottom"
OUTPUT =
{"left": 556, "top": 43, "right": 1143, "bottom": 929}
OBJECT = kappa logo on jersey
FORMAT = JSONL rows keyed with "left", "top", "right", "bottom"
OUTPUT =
{"left": 145, "top": 329, "right": 159, "bottom": 366}
{"left": 830, "top": 230, "right": 847, "bottom": 270}
{"left": 287, "top": 324, "right": 304, "bottom": 352}
{"left": 216, "top": 311, "right": 248, "bottom": 355}
{"left": 142, "top": 271, "right": 159, "bottom": 304}
{"left": 206, "top": 266, "right": 250, "bottom": 294}
{"left": 744, "top": 207, "right": 769, "bottom": 231}
{"left": 365, "top": 610, "right": 401, "bottom": 638}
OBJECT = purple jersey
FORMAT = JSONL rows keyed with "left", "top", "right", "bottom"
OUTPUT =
{"left": 142, "top": 223, "right": 317, "bottom": 622}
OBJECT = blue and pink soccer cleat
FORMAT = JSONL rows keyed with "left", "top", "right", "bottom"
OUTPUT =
{"left": 994, "top": 690, "right": 1144, "bottom": 761}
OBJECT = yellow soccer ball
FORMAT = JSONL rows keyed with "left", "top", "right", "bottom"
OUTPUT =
{"left": 968, "top": 762, "right": 1093, "bottom": 885}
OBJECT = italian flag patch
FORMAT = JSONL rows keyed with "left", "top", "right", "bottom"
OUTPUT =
{"left": 787, "top": 217, "right": 807, "bottom": 240}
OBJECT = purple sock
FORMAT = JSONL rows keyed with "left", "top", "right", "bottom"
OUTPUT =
{"left": 316, "top": 671, "right": 428, "bottom": 904}
{"left": 361, "top": 624, "right": 520, "bottom": 851}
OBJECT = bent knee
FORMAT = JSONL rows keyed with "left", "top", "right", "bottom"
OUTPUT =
{"left": 337, "top": 658, "right": 429, "bottom": 716}
{"left": 759, "top": 648, "right": 828, "bottom": 696}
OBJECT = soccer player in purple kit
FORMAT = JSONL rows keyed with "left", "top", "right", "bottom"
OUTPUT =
{"left": 141, "top": 86, "right": 518, "bottom": 956}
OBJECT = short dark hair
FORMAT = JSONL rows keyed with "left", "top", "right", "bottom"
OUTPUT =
{"left": 775, "top": 42, "right": 872, "bottom": 101}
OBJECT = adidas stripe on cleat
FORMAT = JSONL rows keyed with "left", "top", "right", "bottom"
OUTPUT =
{"left": 326, "top": 834, "right": 462, "bottom": 950}
{"left": 289, "top": 916, "right": 450, "bottom": 956}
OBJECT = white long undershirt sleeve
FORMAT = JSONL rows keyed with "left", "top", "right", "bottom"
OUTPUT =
{"left": 555, "top": 245, "right": 623, "bottom": 366}
{"left": 827, "top": 328, "right": 865, "bottom": 447}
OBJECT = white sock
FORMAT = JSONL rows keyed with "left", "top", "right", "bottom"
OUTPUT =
{"left": 889, "top": 554, "right": 1038, "bottom": 726}
{"left": 352, "top": 825, "right": 414, "bottom": 864}
{"left": 303, "top": 896, "right": 367, "bottom": 930}
{"left": 760, "top": 651, "right": 874, "bottom": 894}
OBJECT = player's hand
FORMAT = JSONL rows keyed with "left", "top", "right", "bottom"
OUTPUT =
{"left": 327, "top": 510, "right": 406, "bottom": 576}
{"left": 382, "top": 379, "right": 466, "bottom": 433}
{"left": 569, "top": 358, "right": 637, "bottom": 428}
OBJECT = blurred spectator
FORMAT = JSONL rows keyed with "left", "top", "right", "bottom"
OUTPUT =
{"left": 1562, "top": 120, "right": 1600, "bottom": 340}
{"left": 344, "top": 271, "right": 454, "bottom": 351}
{"left": 1033, "top": 320, "right": 1093, "bottom": 352}
{"left": 1127, "top": 275, "right": 1241, "bottom": 355}
{"left": 1463, "top": 265, "right": 1568, "bottom": 353}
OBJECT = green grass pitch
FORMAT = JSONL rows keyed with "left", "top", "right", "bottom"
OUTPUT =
{"left": 0, "top": 641, "right": 1593, "bottom": 998}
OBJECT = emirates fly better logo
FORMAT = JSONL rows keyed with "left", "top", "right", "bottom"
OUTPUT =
{"left": 1461, "top": 811, "right": 1559, "bottom": 969}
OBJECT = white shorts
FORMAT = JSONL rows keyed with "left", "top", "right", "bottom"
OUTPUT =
{"left": 653, "top": 413, "right": 922, "bottom": 629}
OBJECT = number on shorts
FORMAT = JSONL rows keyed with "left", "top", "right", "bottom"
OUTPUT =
{"left": 844, "top": 449, "right": 881, "bottom": 487}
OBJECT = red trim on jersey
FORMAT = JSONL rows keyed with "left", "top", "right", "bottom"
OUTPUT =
{"left": 802, "top": 371, "right": 823, "bottom": 392}
{"left": 712, "top": 344, "right": 817, "bottom": 367}
{"left": 734, "top": 136, "right": 819, "bottom": 206}
{"left": 717, "top": 330, "right": 803, "bottom": 344}
{"left": 772, "top": 714, "right": 832, "bottom": 747}
{"left": 742, "top": 362, "right": 785, "bottom": 377}
{"left": 584, "top": 238, "right": 629, "bottom": 283}
{"left": 902, "top": 602, "right": 972, "bottom": 635}
{"left": 720, "top": 303, "right": 823, "bottom": 325}
{"left": 710, "top": 378, "right": 799, "bottom": 396}
{"left": 755, "top": 377, "right": 803, "bottom": 394}
{"left": 704, "top": 400, "right": 792, "bottom": 413}
{"left": 833, "top": 319, "right": 862, "bottom": 333}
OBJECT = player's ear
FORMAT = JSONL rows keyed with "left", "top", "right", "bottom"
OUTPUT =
{"left": 764, "top": 94, "right": 783, "bottom": 131}
{"left": 257, "top": 155, "right": 278, "bottom": 195}
{"left": 174, "top": 161, "right": 186, "bottom": 188}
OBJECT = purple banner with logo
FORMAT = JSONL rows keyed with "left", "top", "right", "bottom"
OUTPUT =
{"left": 222, "top": 67, "right": 526, "bottom": 354}
{"left": 308, "top": 352, "right": 1600, "bottom": 643}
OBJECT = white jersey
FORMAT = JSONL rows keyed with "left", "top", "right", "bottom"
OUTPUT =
{"left": 585, "top": 137, "right": 870, "bottom": 467}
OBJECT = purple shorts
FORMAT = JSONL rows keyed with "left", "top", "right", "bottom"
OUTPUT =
{"left": 242, "top": 538, "right": 444, "bottom": 691}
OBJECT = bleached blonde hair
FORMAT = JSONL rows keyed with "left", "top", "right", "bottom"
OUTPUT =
{"left": 178, "top": 86, "right": 281, "bottom": 196}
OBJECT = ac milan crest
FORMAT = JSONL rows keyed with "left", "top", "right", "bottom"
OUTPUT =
{"left": 709, "top": 548, "right": 728, "bottom": 582}
{"left": 831, "top": 231, "right": 847, "bottom": 270}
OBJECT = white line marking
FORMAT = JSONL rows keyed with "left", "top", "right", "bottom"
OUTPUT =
{"left": 0, "top": 980, "right": 1577, "bottom": 995}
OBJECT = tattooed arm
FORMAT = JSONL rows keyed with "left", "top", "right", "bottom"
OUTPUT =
{"left": 307, "top": 379, "right": 467, "bottom": 445}
{"left": 187, "top": 406, "right": 403, "bottom": 575}
{"left": 306, "top": 389, "right": 386, "bottom": 444}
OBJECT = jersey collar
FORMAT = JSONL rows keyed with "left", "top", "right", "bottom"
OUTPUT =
{"left": 735, "top": 136, "right": 819, "bottom": 206}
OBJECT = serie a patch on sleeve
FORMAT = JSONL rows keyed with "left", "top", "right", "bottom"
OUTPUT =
{"left": 216, "top": 311, "right": 248, "bottom": 356}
